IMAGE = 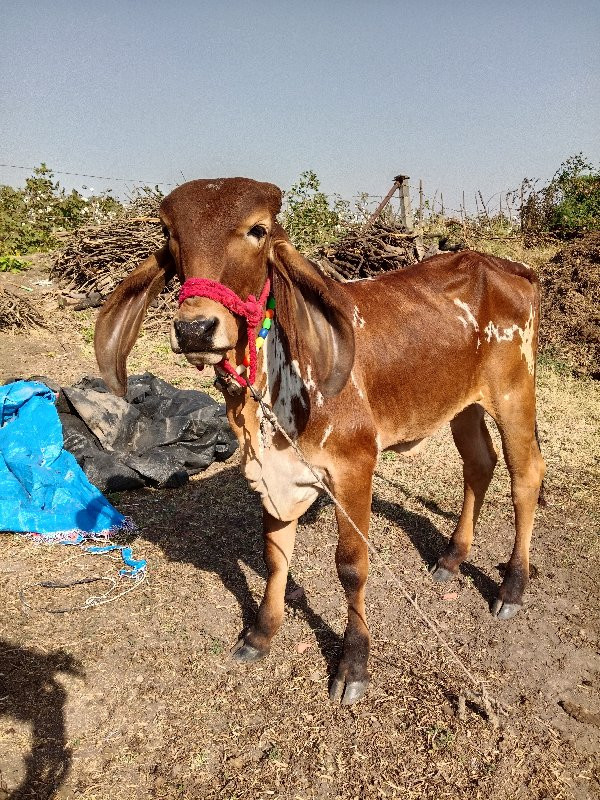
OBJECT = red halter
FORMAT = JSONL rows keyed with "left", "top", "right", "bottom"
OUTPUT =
{"left": 178, "top": 276, "right": 271, "bottom": 387}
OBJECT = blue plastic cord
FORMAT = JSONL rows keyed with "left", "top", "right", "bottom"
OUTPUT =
{"left": 86, "top": 544, "right": 147, "bottom": 577}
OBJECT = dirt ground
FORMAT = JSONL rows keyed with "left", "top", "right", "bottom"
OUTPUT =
{"left": 0, "top": 257, "right": 599, "bottom": 800}
{"left": 537, "top": 232, "right": 600, "bottom": 378}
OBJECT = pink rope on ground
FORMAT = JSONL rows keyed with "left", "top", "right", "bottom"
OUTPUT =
{"left": 178, "top": 276, "right": 270, "bottom": 387}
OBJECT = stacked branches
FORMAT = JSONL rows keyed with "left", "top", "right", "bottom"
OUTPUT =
{"left": 0, "top": 288, "right": 46, "bottom": 331}
{"left": 51, "top": 219, "right": 165, "bottom": 298}
{"left": 316, "top": 221, "right": 419, "bottom": 281}
{"left": 51, "top": 189, "right": 178, "bottom": 329}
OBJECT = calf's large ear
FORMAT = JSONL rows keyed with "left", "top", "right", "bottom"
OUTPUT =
{"left": 94, "top": 245, "right": 176, "bottom": 396}
{"left": 269, "top": 227, "right": 355, "bottom": 397}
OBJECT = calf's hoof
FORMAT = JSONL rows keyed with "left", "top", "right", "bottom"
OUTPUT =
{"left": 429, "top": 563, "right": 455, "bottom": 583}
{"left": 230, "top": 638, "right": 268, "bottom": 664}
{"left": 329, "top": 676, "right": 369, "bottom": 706}
{"left": 491, "top": 598, "right": 522, "bottom": 620}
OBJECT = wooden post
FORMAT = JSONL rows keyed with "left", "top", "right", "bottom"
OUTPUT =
{"left": 362, "top": 181, "right": 400, "bottom": 232}
{"left": 419, "top": 179, "right": 424, "bottom": 224}
{"left": 440, "top": 193, "right": 445, "bottom": 216}
{"left": 398, "top": 175, "right": 415, "bottom": 232}
{"left": 362, "top": 174, "right": 414, "bottom": 233}
{"left": 520, "top": 185, "right": 524, "bottom": 232}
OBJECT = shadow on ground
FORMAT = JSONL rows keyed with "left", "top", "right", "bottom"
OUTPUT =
{"left": 140, "top": 466, "right": 345, "bottom": 667}
{"left": 0, "top": 640, "right": 84, "bottom": 800}
{"left": 139, "top": 463, "right": 500, "bottom": 669}
{"left": 372, "top": 495, "right": 500, "bottom": 605}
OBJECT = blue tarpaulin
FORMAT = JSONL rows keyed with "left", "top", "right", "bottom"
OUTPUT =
{"left": 0, "top": 380, "right": 125, "bottom": 535}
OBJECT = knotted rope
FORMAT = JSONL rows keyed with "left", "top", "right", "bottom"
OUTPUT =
{"left": 178, "top": 276, "right": 271, "bottom": 387}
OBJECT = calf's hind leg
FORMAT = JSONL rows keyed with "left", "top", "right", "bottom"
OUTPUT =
{"left": 492, "top": 397, "right": 545, "bottom": 620}
{"left": 431, "top": 403, "right": 497, "bottom": 582}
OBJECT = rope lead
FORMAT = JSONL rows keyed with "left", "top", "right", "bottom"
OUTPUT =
{"left": 248, "top": 382, "right": 500, "bottom": 723}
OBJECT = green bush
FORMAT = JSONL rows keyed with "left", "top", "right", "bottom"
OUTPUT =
{"left": 0, "top": 255, "right": 29, "bottom": 273}
{"left": 548, "top": 154, "right": 600, "bottom": 235}
{"left": 520, "top": 154, "right": 600, "bottom": 237}
{"left": 280, "top": 170, "right": 352, "bottom": 254}
{"left": 0, "top": 163, "right": 124, "bottom": 256}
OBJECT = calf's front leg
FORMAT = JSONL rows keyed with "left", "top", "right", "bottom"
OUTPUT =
{"left": 329, "top": 467, "right": 373, "bottom": 706}
{"left": 231, "top": 510, "right": 297, "bottom": 662}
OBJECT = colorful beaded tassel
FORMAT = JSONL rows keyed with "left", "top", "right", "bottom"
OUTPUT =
{"left": 237, "top": 295, "right": 276, "bottom": 375}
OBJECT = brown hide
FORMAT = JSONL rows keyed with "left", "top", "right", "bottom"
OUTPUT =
{"left": 94, "top": 178, "right": 546, "bottom": 706}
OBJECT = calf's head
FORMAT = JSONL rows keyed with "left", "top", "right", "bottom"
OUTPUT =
{"left": 95, "top": 177, "right": 354, "bottom": 398}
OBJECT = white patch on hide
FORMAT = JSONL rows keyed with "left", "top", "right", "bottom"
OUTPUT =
{"left": 453, "top": 298, "right": 479, "bottom": 331}
{"left": 319, "top": 424, "right": 334, "bottom": 448}
{"left": 352, "top": 305, "right": 366, "bottom": 329}
{"left": 375, "top": 433, "right": 382, "bottom": 454}
{"left": 483, "top": 321, "right": 519, "bottom": 343}
{"left": 350, "top": 370, "right": 364, "bottom": 399}
{"left": 261, "top": 327, "right": 307, "bottom": 438}
{"left": 519, "top": 305, "right": 536, "bottom": 375}
{"left": 482, "top": 305, "right": 536, "bottom": 375}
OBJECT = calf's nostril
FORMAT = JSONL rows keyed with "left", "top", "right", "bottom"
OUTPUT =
{"left": 174, "top": 317, "right": 219, "bottom": 350}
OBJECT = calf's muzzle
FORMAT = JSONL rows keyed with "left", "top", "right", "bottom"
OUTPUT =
{"left": 173, "top": 316, "right": 219, "bottom": 352}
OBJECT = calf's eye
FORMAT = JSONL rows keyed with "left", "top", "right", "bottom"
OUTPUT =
{"left": 248, "top": 224, "right": 267, "bottom": 241}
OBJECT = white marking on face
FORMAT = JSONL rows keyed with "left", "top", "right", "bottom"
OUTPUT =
{"left": 319, "top": 424, "right": 333, "bottom": 448}
{"left": 453, "top": 298, "right": 479, "bottom": 331}
{"left": 302, "top": 363, "right": 324, "bottom": 407}
{"left": 352, "top": 305, "right": 366, "bottom": 329}
{"left": 350, "top": 370, "right": 364, "bottom": 399}
{"left": 503, "top": 393, "right": 511, "bottom": 401}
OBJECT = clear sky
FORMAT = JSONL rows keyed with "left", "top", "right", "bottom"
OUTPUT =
{"left": 1, "top": 0, "right": 599, "bottom": 213}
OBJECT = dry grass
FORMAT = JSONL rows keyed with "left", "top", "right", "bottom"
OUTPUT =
{"left": 1, "top": 254, "right": 599, "bottom": 800}
{"left": 1, "top": 359, "right": 599, "bottom": 800}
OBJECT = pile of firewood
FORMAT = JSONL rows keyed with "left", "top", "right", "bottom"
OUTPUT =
{"left": 51, "top": 206, "right": 421, "bottom": 331}
{"left": 315, "top": 221, "right": 420, "bottom": 281}
{"left": 51, "top": 217, "right": 166, "bottom": 298}
{"left": 0, "top": 287, "right": 46, "bottom": 331}
{"left": 50, "top": 193, "right": 179, "bottom": 329}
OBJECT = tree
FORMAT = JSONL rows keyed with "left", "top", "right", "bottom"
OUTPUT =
{"left": 548, "top": 154, "right": 600, "bottom": 235}
{"left": 280, "top": 170, "right": 351, "bottom": 253}
{"left": 0, "top": 164, "right": 124, "bottom": 255}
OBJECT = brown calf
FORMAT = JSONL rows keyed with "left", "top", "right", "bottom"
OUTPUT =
{"left": 95, "top": 178, "right": 546, "bottom": 705}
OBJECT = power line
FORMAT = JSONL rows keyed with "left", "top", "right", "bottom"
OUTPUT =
{"left": 0, "top": 162, "right": 175, "bottom": 187}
